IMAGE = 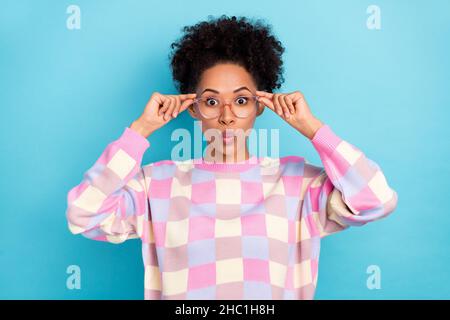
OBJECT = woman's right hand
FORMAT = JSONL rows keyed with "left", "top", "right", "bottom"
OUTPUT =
{"left": 130, "top": 92, "right": 197, "bottom": 138}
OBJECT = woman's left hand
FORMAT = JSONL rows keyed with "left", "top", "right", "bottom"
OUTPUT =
{"left": 256, "top": 90, "right": 324, "bottom": 140}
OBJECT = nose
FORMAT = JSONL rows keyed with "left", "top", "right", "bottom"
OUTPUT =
{"left": 218, "top": 103, "right": 235, "bottom": 126}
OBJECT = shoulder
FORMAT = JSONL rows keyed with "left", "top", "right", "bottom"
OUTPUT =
{"left": 276, "top": 155, "right": 324, "bottom": 178}
{"left": 262, "top": 155, "right": 320, "bottom": 176}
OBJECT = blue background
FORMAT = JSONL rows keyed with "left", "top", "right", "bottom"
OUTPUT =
{"left": 1, "top": 0, "right": 449, "bottom": 299}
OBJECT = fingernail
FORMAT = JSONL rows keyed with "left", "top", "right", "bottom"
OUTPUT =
{"left": 173, "top": 112, "right": 178, "bottom": 117}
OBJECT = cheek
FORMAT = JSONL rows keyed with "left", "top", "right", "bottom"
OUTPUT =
{"left": 199, "top": 119, "right": 218, "bottom": 133}
{"left": 240, "top": 116, "right": 256, "bottom": 132}
{"left": 198, "top": 120, "right": 222, "bottom": 140}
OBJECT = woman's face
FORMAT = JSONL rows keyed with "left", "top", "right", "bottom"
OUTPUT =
{"left": 187, "top": 63, "right": 264, "bottom": 162}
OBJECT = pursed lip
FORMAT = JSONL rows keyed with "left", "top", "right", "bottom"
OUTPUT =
{"left": 221, "top": 129, "right": 236, "bottom": 138}
{"left": 221, "top": 130, "right": 236, "bottom": 145}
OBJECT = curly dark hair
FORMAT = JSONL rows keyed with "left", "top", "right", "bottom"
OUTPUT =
{"left": 169, "top": 15, "right": 285, "bottom": 94}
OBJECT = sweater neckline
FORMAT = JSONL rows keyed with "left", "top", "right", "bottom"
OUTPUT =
{"left": 193, "top": 154, "right": 260, "bottom": 172}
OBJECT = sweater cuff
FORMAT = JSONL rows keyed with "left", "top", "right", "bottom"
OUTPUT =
{"left": 310, "top": 124, "right": 342, "bottom": 157}
{"left": 115, "top": 127, "right": 150, "bottom": 161}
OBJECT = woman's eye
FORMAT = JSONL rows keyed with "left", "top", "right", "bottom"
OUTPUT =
{"left": 236, "top": 97, "right": 248, "bottom": 105}
{"left": 206, "top": 98, "right": 218, "bottom": 106}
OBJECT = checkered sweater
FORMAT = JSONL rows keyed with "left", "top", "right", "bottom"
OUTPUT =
{"left": 66, "top": 124, "right": 397, "bottom": 299}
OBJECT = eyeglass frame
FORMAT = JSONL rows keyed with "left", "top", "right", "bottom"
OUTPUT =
{"left": 192, "top": 93, "right": 261, "bottom": 119}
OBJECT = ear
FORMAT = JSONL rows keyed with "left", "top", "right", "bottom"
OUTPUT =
{"left": 187, "top": 105, "right": 199, "bottom": 119}
{"left": 256, "top": 101, "right": 265, "bottom": 116}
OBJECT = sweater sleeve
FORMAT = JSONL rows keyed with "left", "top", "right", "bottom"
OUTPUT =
{"left": 65, "top": 126, "right": 151, "bottom": 244}
{"left": 301, "top": 124, "right": 398, "bottom": 239}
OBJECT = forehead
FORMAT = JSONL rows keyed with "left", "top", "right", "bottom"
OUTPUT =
{"left": 197, "top": 63, "right": 256, "bottom": 92}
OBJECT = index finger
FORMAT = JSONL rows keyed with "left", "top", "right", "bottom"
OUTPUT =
{"left": 179, "top": 98, "right": 195, "bottom": 112}
{"left": 256, "top": 90, "right": 274, "bottom": 98}
{"left": 179, "top": 93, "right": 197, "bottom": 101}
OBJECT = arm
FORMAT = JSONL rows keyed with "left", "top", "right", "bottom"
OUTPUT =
{"left": 253, "top": 90, "right": 397, "bottom": 238}
{"left": 66, "top": 91, "right": 196, "bottom": 244}
{"left": 65, "top": 125, "right": 152, "bottom": 244}
{"left": 301, "top": 124, "right": 398, "bottom": 238}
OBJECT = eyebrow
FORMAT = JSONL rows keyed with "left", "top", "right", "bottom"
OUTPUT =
{"left": 200, "top": 86, "right": 252, "bottom": 95}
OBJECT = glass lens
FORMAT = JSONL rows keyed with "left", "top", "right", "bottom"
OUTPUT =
{"left": 196, "top": 96, "right": 257, "bottom": 118}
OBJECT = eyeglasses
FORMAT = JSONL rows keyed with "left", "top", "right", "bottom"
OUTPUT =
{"left": 192, "top": 94, "right": 260, "bottom": 119}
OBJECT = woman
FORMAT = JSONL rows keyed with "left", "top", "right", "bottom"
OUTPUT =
{"left": 66, "top": 15, "right": 398, "bottom": 300}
